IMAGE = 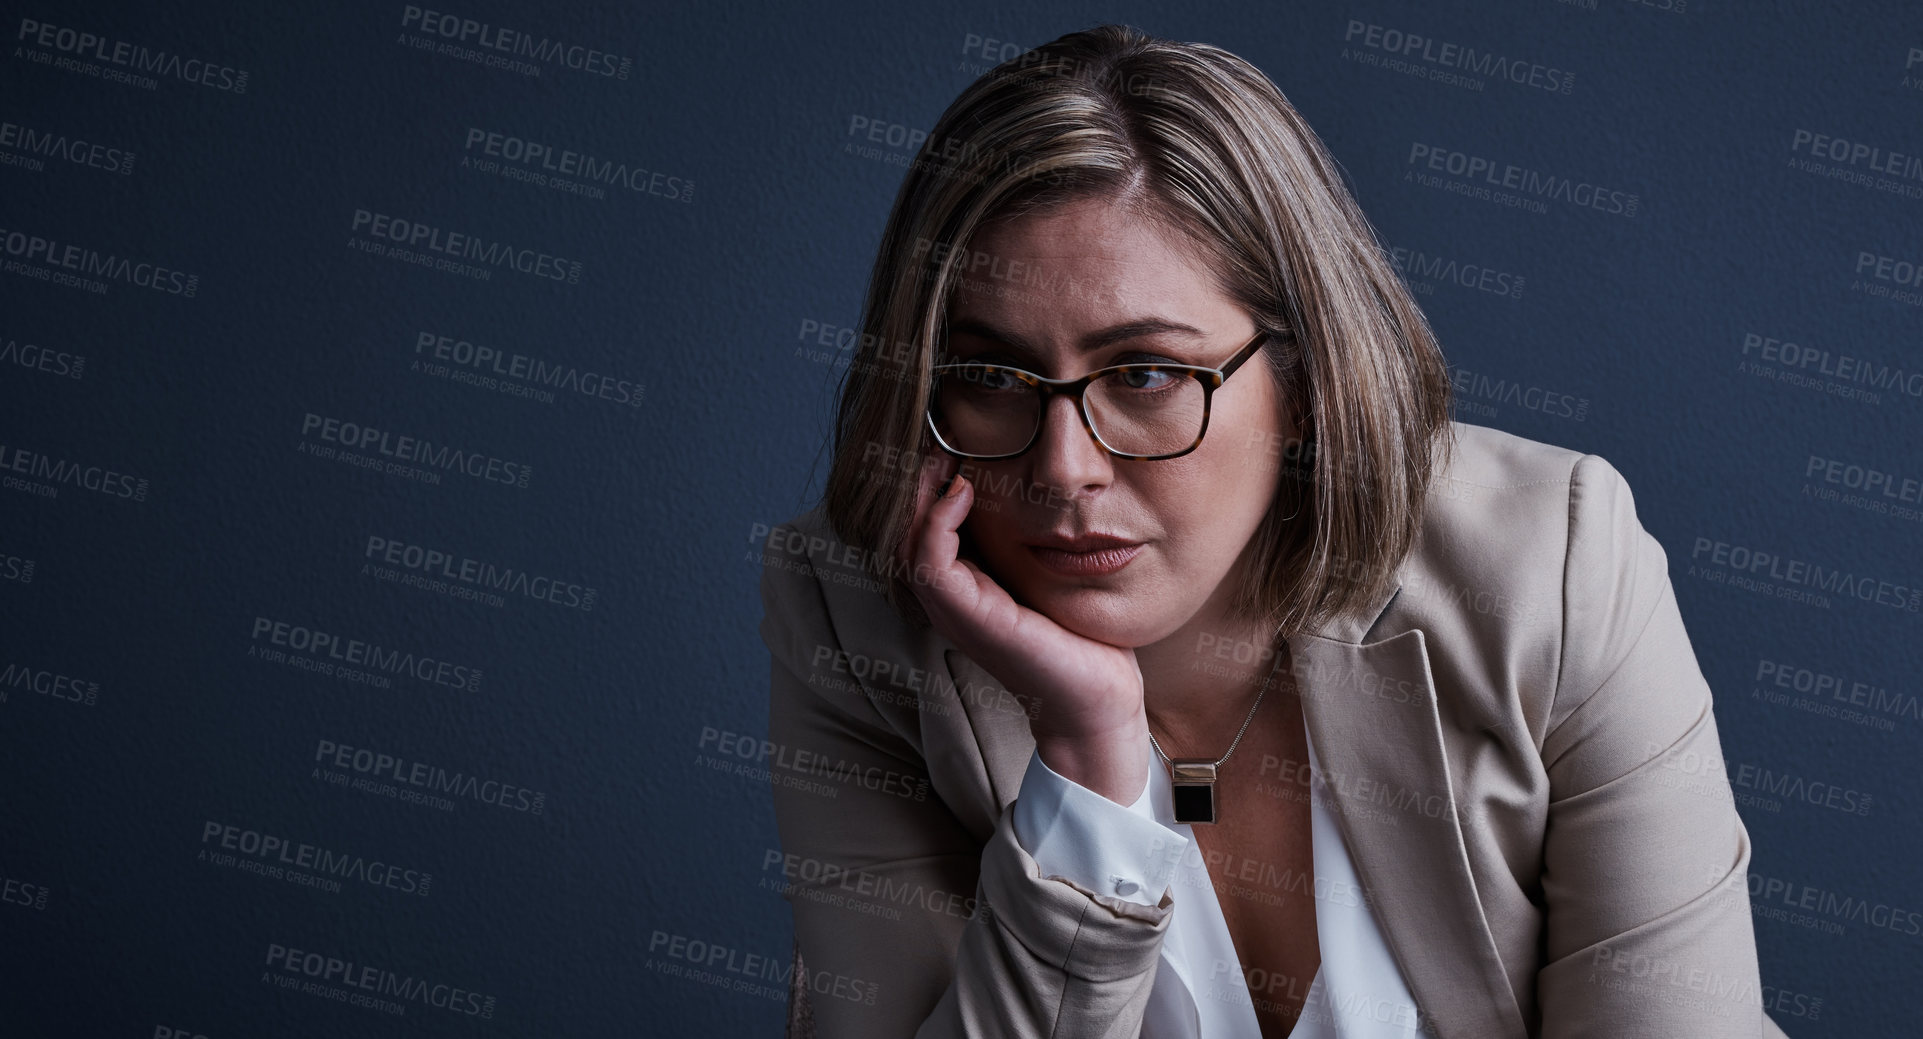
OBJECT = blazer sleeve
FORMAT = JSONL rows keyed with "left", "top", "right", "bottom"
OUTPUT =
{"left": 1534, "top": 454, "right": 1791, "bottom": 1039}
{"left": 760, "top": 541, "right": 1174, "bottom": 1039}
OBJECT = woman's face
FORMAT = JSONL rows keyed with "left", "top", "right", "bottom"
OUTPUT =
{"left": 943, "top": 195, "right": 1294, "bottom": 649}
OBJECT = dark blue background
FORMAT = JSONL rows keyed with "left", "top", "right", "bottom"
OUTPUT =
{"left": 4, "top": 1, "right": 1918, "bottom": 1035}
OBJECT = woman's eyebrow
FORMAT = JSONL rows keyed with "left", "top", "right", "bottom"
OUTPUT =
{"left": 947, "top": 317, "right": 1209, "bottom": 362}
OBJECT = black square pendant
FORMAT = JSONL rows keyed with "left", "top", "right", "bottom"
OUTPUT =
{"left": 1169, "top": 758, "right": 1219, "bottom": 824}
{"left": 1172, "top": 782, "right": 1216, "bottom": 824}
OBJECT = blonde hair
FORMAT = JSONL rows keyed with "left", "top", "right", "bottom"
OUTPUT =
{"left": 821, "top": 23, "right": 1453, "bottom": 638}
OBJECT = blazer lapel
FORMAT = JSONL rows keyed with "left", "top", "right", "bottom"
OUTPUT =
{"left": 1290, "top": 620, "right": 1526, "bottom": 1039}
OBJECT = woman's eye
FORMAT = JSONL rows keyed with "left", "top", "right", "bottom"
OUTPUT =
{"left": 1119, "top": 369, "right": 1177, "bottom": 390}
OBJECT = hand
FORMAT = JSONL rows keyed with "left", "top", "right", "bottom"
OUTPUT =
{"left": 898, "top": 453, "right": 1151, "bottom": 803}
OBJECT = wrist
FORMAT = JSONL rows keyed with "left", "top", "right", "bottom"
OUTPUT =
{"left": 1033, "top": 717, "right": 1150, "bottom": 806}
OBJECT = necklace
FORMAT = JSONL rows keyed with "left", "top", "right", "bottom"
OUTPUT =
{"left": 1146, "top": 631, "right": 1287, "bottom": 825}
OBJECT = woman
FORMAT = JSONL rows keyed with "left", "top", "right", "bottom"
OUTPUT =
{"left": 758, "top": 24, "right": 1785, "bottom": 1039}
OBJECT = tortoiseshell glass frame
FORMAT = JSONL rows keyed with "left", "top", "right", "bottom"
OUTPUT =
{"left": 924, "top": 329, "right": 1275, "bottom": 461}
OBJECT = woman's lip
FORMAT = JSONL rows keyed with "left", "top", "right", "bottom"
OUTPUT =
{"left": 1027, "top": 542, "right": 1144, "bottom": 576}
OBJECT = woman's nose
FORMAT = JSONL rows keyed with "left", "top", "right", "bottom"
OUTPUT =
{"left": 1027, "top": 392, "right": 1112, "bottom": 495}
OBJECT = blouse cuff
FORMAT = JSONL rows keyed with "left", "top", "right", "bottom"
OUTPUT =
{"left": 1011, "top": 742, "right": 1189, "bottom": 907}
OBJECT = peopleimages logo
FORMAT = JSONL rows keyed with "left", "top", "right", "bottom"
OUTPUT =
{"left": 264, "top": 942, "right": 496, "bottom": 1018}
{"left": 248, "top": 614, "right": 485, "bottom": 692}
{"left": 1789, "top": 129, "right": 1923, "bottom": 182}
{"left": 413, "top": 330, "right": 645, "bottom": 408}
{"left": 1404, "top": 143, "right": 1640, "bottom": 217}
{"left": 0, "top": 223, "right": 199, "bottom": 296}
{"left": 1752, "top": 658, "right": 1919, "bottom": 732}
{"left": 1740, "top": 332, "right": 1923, "bottom": 401}
{"left": 1382, "top": 243, "right": 1526, "bottom": 300}
{"left": 15, "top": 17, "right": 250, "bottom": 92}
{"left": 0, "top": 659, "right": 99, "bottom": 706}
{"left": 364, "top": 534, "right": 598, "bottom": 611}
{"left": 0, "top": 549, "right": 33, "bottom": 584}
{"left": 0, "top": 440, "right": 149, "bottom": 502}
{"left": 1448, "top": 366, "right": 1589, "bottom": 422}
{"left": 1342, "top": 20, "right": 1575, "bottom": 94}
{"left": 0, "top": 118, "right": 135, "bottom": 175}
{"left": 398, "top": 5, "right": 631, "bottom": 80}
{"left": 1689, "top": 537, "right": 1923, "bottom": 613}
{"left": 200, "top": 820, "right": 433, "bottom": 897}
{"left": 0, "top": 333, "right": 87, "bottom": 379}
{"left": 462, "top": 128, "right": 692, "bottom": 202}
{"left": 348, "top": 208, "right": 582, "bottom": 284}
{"left": 298, "top": 412, "right": 534, "bottom": 489}
{"left": 1, "top": 872, "right": 49, "bottom": 911}
{"left": 314, "top": 738, "right": 547, "bottom": 815}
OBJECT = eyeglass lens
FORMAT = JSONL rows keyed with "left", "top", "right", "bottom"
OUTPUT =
{"left": 931, "top": 365, "right": 1207, "bottom": 457}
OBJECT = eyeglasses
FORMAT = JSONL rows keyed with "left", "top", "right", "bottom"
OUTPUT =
{"left": 925, "top": 329, "right": 1276, "bottom": 461}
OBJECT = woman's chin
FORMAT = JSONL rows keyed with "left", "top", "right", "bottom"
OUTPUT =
{"left": 1024, "top": 585, "right": 1171, "bottom": 649}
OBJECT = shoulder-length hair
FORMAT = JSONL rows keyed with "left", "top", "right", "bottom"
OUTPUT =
{"left": 821, "top": 23, "right": 1454, "bottom": 639}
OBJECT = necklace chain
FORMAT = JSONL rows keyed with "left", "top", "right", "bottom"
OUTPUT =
{"left": 1146, "top": 628, "right": 1287, "bottom": 771}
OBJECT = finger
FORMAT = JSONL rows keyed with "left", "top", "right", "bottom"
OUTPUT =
{"left": 896, "top": 457, "right": 936, "bottom": 573}
{"left": 911, "top": 472, "right": 974, "bottom": 609}
{"left": 898, "top": 450, "right": 960, "bottom": 573}
{"left": 915, "top": 470, "right": 969, "bottom": 568}
{"left": 925, "top": 449, "right": 961, "bottom": 512}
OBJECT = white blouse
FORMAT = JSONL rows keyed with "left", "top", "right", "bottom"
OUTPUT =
{"left": 1012, "top": 711, "right": 1437, "bottom": 1038}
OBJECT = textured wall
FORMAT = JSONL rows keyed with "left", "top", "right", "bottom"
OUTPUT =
{"left": 3, "top": 2, "right": 1918, "bottom": 1036}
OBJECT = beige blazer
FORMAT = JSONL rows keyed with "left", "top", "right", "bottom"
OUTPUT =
{"left": 759, "top": 420, "right": 1790, "bottom": 1039}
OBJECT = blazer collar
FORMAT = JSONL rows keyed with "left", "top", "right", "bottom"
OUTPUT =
{"left": 937, "top": 572, "right": 1528, "bottom": 1039}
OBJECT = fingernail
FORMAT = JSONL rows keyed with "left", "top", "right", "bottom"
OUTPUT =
{"left": 936, "top": 474, "right": 956, "bottom": 499}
